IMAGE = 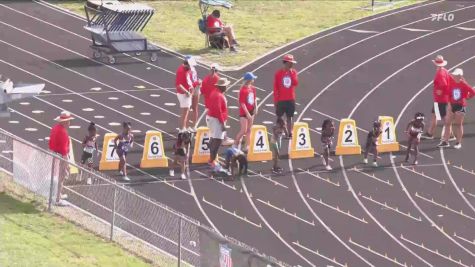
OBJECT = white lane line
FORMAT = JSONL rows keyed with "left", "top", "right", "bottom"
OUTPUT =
{"left": 293, "top": 241, "right": 347, "bottom": 267}
{"left": 401, "top": 27, "right": 433, "bottom": 32}
{"left": 348, "top": 29, "right": 380, "bottom": 34}
{"left": 361, "top": 194, "right": 422, "bottom": 222}
{"left": 400, "top": 165, "right": 446, "bottom": 184}
{"left": 256, "top": 198, "right": 315, "bottom": 226}
{"left": 349, "top": 238, "right": 408, "bottom": 267}
{"left": 307, "top": 194, "right": 368, "bottom": 224}
{"left": 401, "top": 235, "right": 472, "bottom": 267}
{"left": 453, "top": 233, "right": 475, "bottom": 247}
{"left": 202, "top": 197, "right": 262, "bottom": 228}
{"left": 414, "top": 192, "right": 475, "bottom": 221}
{"left": 240, "top": 177, "right": 316, "bottom": 266}
{"left": 456, "top": 26, "right": 475, "bottom": 31}
{"left": 0, "top": 21, "right": 182, "bottom": 117}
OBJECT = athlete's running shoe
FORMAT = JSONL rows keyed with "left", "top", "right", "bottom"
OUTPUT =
{"left": 454, "top": 143, "right": 462, "bottom": 149}
{"left": 437, "top": 141, "right": 450, "bottom": 148}
{"left": 421, "top": 133, "right": 434, "bottom": 140}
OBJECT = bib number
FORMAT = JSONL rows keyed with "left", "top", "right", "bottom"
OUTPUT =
{"left": 453, "top": 88, "right": 461, "bottom": 101}
{"left": 283, "top": 76, "right": 292, "bottom": 88}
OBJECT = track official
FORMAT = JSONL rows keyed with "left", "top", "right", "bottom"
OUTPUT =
{"left": 274, "top": 54, "right": 299, "bottom": 138}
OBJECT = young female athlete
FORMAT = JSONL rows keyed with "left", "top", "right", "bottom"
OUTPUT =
{"left": 405, "top": 112, "right": 425, "bottom": 165}
{"left": 81, "top": 122, "right": 99, "bottom": 184}
{"left": 169, "top": 131, "right": 192, "bottom": 180}
{"left": 114, "top": 122, "right": 134, "bottom": 181}
{"left": 321, "top": 119, "right": 335, "bottom": 171}
{"left": 234, "top": 72, "right": 257, "bottom": 151}
{"left": 364, "top": 121, "right": 382, "bottom": 167}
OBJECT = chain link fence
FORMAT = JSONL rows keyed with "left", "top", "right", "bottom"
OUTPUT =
{"left": 0, "top": 129, "right": 288, "bottom": 267}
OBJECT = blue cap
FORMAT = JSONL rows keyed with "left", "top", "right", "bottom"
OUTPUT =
{"left": 243, "top": 72, "right": 257, "bottom": 81}
{"left": 185, "top": 55, "right": 197, "bottom": 66}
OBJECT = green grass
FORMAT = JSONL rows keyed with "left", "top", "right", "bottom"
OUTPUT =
{"left": 0, "top": 192, "right": 151, "bottom": 267}
{"left": 56, "top": 0, "right": 422, "bottom": 67}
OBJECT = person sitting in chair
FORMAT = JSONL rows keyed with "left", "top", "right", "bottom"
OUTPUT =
{"left": 207, "top": 9, "right": 238, "bottom": 52}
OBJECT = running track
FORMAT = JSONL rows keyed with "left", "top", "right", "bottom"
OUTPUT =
{"left": 1, "top": 0, "right": 475, "bottom": 266}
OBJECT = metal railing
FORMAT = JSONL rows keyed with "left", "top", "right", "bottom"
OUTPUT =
{"left": 0, "top": 128, "right": 288, "bottom": 267}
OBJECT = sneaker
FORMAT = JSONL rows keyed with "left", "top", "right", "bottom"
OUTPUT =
{"left": 413, "top": 160, "right": 418, "bottom": 165}
{"left": 372, "top": 162, "right": 378, "bottom": 167}
{"left": 449, "top": 136, "right": 457, "bottom": 142}
{"left": 60, "top": 194, "right": 68, "bottom": 200}
{"left": 232, "top": 40, "right": 240, "bottom": 47}
{"left": 230, "top": 46, "right": 238, "bottom": 52}
{"left": 169, "top": 169, "right": 175, "bottom": 177}
{"left": 272, "top": 167, "right": 283, "bottom": 174}
{"left": 437, "top": 141, "right": 450, "bottom": 148}
{"left": 325, "top": 165, "right": 333, "bottom": 171}
{"left": 363, "top": 158, "right": 368, "bottom": 164}
{"left": 421, "top": 133, "right": 434, "bottom": 140}
{"left": 123, "top": 176, "right": 130, "bottom": 181}
{"left": 86, "top": 177, "right": 92, "bottom": 185}
{"left": 54, "top": 200, "right": 69, "bottom": 207}
{"left": 119, "top": 171, "right": 124, "bottom": 176}
{"left": 181, "top": 173, "right": 187, "bottom": 180}
{"left": 454, "top": 142, "right": 462, "bottom": 149}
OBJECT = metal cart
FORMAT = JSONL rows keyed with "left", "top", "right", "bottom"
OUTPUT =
{"left": 84, "top": 1, "right": 160, "bottom": 64}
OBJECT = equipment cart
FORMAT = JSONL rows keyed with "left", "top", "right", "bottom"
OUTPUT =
{"left": 84, "top": 1, "right": 160, "bottom": 64}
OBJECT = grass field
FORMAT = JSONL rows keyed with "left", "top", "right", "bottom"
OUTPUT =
{"left": 55, "top": 0, "right": 422, "bottom": 68}
{"left": 0, "top": 192, "right": 152, "bottom": 267}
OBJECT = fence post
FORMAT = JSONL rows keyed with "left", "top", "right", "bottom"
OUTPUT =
{"left": 178, "top": 217, "right": 182, "bottom": 267}
{"left": 110, "top": 183, "right": 118, "bottom": 241}
{"left": 48, "top": 157, "right": 56, "bottom": 212}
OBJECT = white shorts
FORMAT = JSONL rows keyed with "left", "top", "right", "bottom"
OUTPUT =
{"left": 177, "top": 93, "right": 191, "bottom": 108}
{"left": 206, "top": 115, "right": 225, "bottom": 139}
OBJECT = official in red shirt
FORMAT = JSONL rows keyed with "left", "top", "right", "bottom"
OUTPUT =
{"left": 234, "top": 72, "right": 257, "bottom": 151}
{"left": 48, "top": 111, "right": 73, "bottom": 206}
{"left": 439, "top": 68, "right": 475, "bottom": 149}
{"left": 206, "top": 10, "right": 238, "bottom": 52}
{"left": 201, "top": 63, "right": 220, "bottom": 112}
{"left": 206, "top": 77, "right": 230, "bottom": 170}
{"left": 274, "top": 54, "right": 299, "bottom": 138}
{"left": 423, "top": 55, "right": 450, "bottom": 139}
{"left": 175, "top": 56, "right": 195, "bottom": 131}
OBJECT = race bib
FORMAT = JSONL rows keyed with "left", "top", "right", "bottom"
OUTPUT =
{"left": 84, "top": 146, "right": 95, "bottom": 154}
{"left": 453, "top": 88, "right": 461, "bottom": 101}
{"left": 282, "top": 76, "right": 292, "bottom": 88}
{"left": 214, "top": 21, "right": 220, "bottom": 28}
{"left": 247, "top": 92, "right": 255, "bottom": 105}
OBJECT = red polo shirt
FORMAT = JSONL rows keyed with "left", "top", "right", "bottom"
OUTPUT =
{"left": 201, "top": 73, "right": 219, "bottom": 109}
{"left": 175, "top": 65, "right": 192, "bottom": 94}
{"left": 206, "top": 15, "right": 223, "bottom": 34}
{"left": 239, "top": 85, "right": 256, "bottom": 116}
{"left": 273, "top": 68, "right": 299, "bottom": 103}
{"left": 49, "top": 124, "right": 70, "bottom": 156}
{"left": 208, "top": 90, "right": 228, "bottom": 123}
{"left": 448, "top": 76, "right": 475, "bottom": 106}
{"left": 433, "top": 67, "right": 450, "bottom": 103}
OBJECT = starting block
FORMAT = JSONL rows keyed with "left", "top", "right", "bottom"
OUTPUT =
{"left": 99, "top": 133, "right": 119, "bottom": 171}
{"left": 247, "top": 125, "right": 272, "bottom": 162}
{"left": 192, "top": 127, "right": 211, "bottom": 164}
{"left": 68, "top": 138, "right": 79, "bottom": 174}
{"left": 335, "top": 119, "right": 361, "bottom": 155}
{"left": 289, "top": 122, "right": 314, "bottom": 159}
{"left": 140, "top": 131, "right": 168, "bottom": 168}
{"left": 377, "top": 116, "right": 399, "bottom": 152}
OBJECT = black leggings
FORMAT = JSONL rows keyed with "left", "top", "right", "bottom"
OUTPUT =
{"left": 364, "top": 142, "right": 378, "bottom": 161}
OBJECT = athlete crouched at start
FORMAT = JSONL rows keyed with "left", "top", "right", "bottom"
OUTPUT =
{"left": 270, "top": 117, "right": 285, "bottom": 174}
{"left": 223, "top": 146, "right": 248, "bottom": 179}
{"left": 169, "top": 131, "right": 192, "bottom": 180}
{"left": 405, "top": 112, "right": 425, "bottom": 165}
{"left": 321, "top": 119, "right": 335, "bottom": 171}
{"left": 363, "top": 121, "right": 382, "bottom": 167}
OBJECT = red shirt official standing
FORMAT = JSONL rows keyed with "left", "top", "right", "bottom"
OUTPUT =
{"left": 207, "top": 78, "right": 231, "bottom": 170}
{"left": 274, "top": 54, "right": 298, "bottom": 138}
{"left": 49, "top": 111, "right": 74, "bottom": 206}
{"left": 440, "top": 68, "right": 474, "bottom": 149}
{"left": 201, "top": 63, "right": 220, "bottom": 110}
{"left": 423, "top": 55, "right": 450, "bottom": 139}
{"left": 175, "top": 57, "right": 195, "bottom": 132}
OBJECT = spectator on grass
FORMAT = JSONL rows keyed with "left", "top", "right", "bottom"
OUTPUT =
{"left": 422, "top": 55, "right": 451, "bottom": 140}
{"left": 207, "top": 9, "right": 239, "bottom": 52}
{"left": 274, "top": 54, "right": 299, "bottom": 139}
{"left": 175, "top": 56, "right": 196, "bottom": 132}
{"left": 49, "top": 111, "right": 74, "bottom": 207}
{"left": 207, "top": 77, "right": 230, "bottom": 173}
{"left": 438, "top": 68, "right": 475, "bottom": 149}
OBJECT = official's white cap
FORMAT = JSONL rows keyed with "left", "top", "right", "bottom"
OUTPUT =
{"left": 452, "top": 68, "right": 464, "bottom": 76}
{"left": 210, "top": 63, "right": 220, "bottom": 71}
